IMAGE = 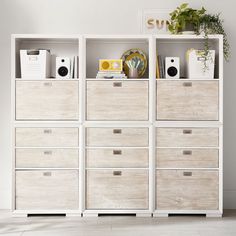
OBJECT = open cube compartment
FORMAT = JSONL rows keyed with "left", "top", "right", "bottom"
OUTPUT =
{"left": 13, "top": 36, "right": 80, "bottom": 79}
{"left": 85, "top": 36, "right": 150, "bottom": 79}
{"left": 156, "top": 36, "right": 221, "bottom": 79}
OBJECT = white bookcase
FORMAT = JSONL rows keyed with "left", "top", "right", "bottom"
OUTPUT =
{"left": 11, "top": 34, "right": 223, "bottom": 217}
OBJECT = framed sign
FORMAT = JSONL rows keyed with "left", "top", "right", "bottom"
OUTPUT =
{"left": 141, "top": 9, "right": 171, "bottom": 34}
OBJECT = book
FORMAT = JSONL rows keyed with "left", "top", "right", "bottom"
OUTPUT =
{"left": 156, "top": 51, "right": 160, "bottom": 79}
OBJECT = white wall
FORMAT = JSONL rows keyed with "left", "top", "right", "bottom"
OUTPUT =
{"left": 0, "top": 0, "right": 235, "bottom": 209}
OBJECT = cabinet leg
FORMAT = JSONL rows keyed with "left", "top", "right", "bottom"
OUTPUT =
{"left": 153, "top": 213, "right": 169, "bottom": 218}
{"left": 83, "top": 213, "right": 99, "bottom": 217}
{"left": 136, "top": 213, "right": 152, "bottom": 218}
{"left": 206, "top": 213, "right": 222, "bottom": 218}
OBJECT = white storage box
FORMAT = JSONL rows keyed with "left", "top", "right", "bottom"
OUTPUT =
{"left": 186, "top": 49, "right": 215, "bottom": 79}
{"left": 20, "top": 49, "right": 51, "bottom": 78}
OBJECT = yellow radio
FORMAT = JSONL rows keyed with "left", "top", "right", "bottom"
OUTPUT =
{"left": 99, "top": 59, "right": 123, "bottom": 72}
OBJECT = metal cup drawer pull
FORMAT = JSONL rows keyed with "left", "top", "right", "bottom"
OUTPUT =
{"left": 44, "top": 82, "right": 53, "bottom": 86}
{"left": 113, "top": 171, "right": 122, "bottom": 176}
{"left": 113, "top": 129, "right": 122, "bottom": 134}
{"left": 183, "top": 82, "right": 192, "bottom": 87}
{"left": 183, "top": 172, "right": 192, "bottom": 176}
{"left": 113, "top": 82, "right": 122, "bottom": 87}
{"left": 183, "top": 150, "right": 192, "bottom": 155}
{"left": 43, "top": 150, "right": 52, "bottom": 155}
{"left": 113, "top": 150, "right": 122, "bottom": 155}
{"left": 44, "top": 129, "right": 52, "bottom": 134}
{"left": 43, "top": 172, "right": 52, "bottom": 177}
{"left": 183, "top": 129, "right": 192, "bottom": 134}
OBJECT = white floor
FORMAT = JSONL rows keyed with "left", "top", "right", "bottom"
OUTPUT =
{"left": 0, "top": 210, "right": 236, "bottom": 236}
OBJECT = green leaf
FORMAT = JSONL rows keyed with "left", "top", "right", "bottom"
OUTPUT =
{"left": 180, "top": 3, "right": 188, "bottom": 9}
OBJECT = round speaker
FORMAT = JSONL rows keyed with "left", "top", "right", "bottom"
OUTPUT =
{"left": 167, "top": 66, "right": 178, "bottom": 77}
{"left": 58, "top": 66, "right": 69, "bottom": 77}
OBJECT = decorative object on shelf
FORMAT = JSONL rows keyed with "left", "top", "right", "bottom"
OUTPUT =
{"left": 125, "top": 60, "right": 139, "bottom": 78}
{"left": 165, "top": 57, "right": 180, "bottom": 79}
{"left": 121, "top": 49, "right": 147, "bottom": 78}
{"left": 141, "top": 9, "right": 171, "bottom": 34}
{"left": 168, "top": 3, "right": 230, "bottom": 63}
{"left": 99, "top": 59, "right": 123, "bottom": 72}
{"left": 20, "top": 49, "right": 51, "bottom": 78}
{"left": 186, "top": 49, "right": 215, "bottom": 79}
{"left": 56, "top": 57, "right": 71, "bottom": 79}
{"left": 96, "top": 59, "right": 127, "bottom": 79}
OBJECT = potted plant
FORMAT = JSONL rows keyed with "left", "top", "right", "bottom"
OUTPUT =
{"left": 168, "top": 3, "right": 206, "bottom": 34}
{"left": 168, "top": 3, "right": 230, "bottom": 62}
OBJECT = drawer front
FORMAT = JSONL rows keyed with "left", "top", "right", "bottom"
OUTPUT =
{"left": 16, "top": 149, "right": 79, "bottom": 168}
{"left": 16, "top": 170, "right": 79, "bottom": 210}
{"left": 15, "top": 128, "right": 79, "bottom": 147}
{"left": 156, "top": 170, "right": 219, "bottom": 210}
{"left": 86, "top": 148, "right": 148, "bottom": 168}
{"left": 86, "top": 81, "right": 148, "bottom": 121}
{"left": 86, "top": 127, "right": 148, "bottom": 147}
{"left": 86, "top": 170, "right": 149, "bottom": 209}
{"left": 156, "top": 128, "right": 218, "bottom": 147}
{"left": 156, "top": 81, "right": 219, "bottom": 120}
{"left": 16, "top": 81, "right": 79, "bottom": 120}
{"left": 156, "top": 148, "right": 218, "bottom": 168}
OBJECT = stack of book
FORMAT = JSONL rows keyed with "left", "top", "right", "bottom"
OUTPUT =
{"left": 156, "top": 54, "right": 165, "bottom": 79}
{"left": 96, "top": 71, "right": 127, "bottom": 79}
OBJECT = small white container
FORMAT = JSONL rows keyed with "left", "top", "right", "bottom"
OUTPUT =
{"left": 20, "top": 49, "right": 51, "bottom": 78}
{"left": 186, "top": 49, "right": 215, "bottom": 79}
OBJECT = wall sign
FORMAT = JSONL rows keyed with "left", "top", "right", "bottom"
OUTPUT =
{"left": 141, "top": 9, "right": 171, "bottom": 34}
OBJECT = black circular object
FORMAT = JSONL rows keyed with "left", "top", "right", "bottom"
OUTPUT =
{"left": 58, "top": 66, "right": 68, "bottom": 77}
{"left": 167, "top": 66, "right": 178, "bottom": 77}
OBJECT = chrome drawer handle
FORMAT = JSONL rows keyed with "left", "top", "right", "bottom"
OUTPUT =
{"left": 113, "top": 82, "right": 122, "bottom": 87}
{"left": 44, "top": 151, "right": 52, "bottom": 155}
{"left": 44, "top": 129, "right": 52, "bottom": 134}
{"left": 43, "top": 172, "right": 52, "bottom": 176}
{"left": 113, "top": 129, "right": 122, "bottom": 134}
{"left": 183, "top": 172, "right": 192, "bottom": 176}
{"left": 183, "top": 82, "right": 192, "bottom": 87}
{"left": 183, "top": 150, "right": 192, "bottom": 155}
{"left": 44, "top": 82, "right": 52, "bottom": 86}
{"left": 113, "top": 171, "right": 122, "bottom": 176}
{"left": 183, "top": 129, "right": 192, "bottom": 134}
{"left": 113, "top": 150, "right": 122, "bottom": 155}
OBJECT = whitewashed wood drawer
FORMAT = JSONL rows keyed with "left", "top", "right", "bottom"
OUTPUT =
{"left": 156, "top": 81, "right": 219, "bottom": 120}
{"left": 16, "top": 149, "right": 79, "bottom": 168}
{"left": 15, "top": 128, "right": 79, "bottom": 147}
{"left": 156, "top": 148, "right": 218, "bottom": 168}
{"left": 86, "top": 148, "right": 148, "bottom": 168}
{"left": 16, "top": 81, "right": 79, "bottom": 120}
{"left": 86, "top": 127, "right": 149, "bottom": 147}
{"left": 16, "top": 170, "right": 79, "bottom": 210}
{"left": 86, "top": 81, "right": 149, "bottom": 121}
{"left": 156, "top": 128, "right": 218, "bottom": 147}
{"left": 156, "top": 170, "right": 219, "bottom": 210}
{"left": 86, "top": 170, "right": 149, "bottom": 209}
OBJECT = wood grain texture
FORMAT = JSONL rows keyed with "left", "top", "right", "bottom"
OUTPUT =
{"left": 86, "top": 81, "right": 149, "bottom": 121}
{"left": 16, "top": 149, "right": 79, "bottom": 168}
{"left": 16, "top": 170, "right": 79, "bottom": 210}
{"left": 86, "top": 127, "right": 149, "bottom": 147}
{"left": 15, "top": 128, "right": 79, "bottom": 147}
{"left": 16, "top": 81, "right": 79, "bottom": 120}
{"left": 156, "top": 128, "right": 219, "bottom": 147}
{"left": 156, "top": 148, "right": 218, "bottom": 168}
{"left": 86, "top": 170, "right": 149, "bottom": 209}
{"left": 86, "top": 148, "right": 148, "bottom": 168}
{"left": 156, "top": 170, "right": 219, "bottom": 210}
{"left": 156, "top": 80, "right": 219, "bottom": 120}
